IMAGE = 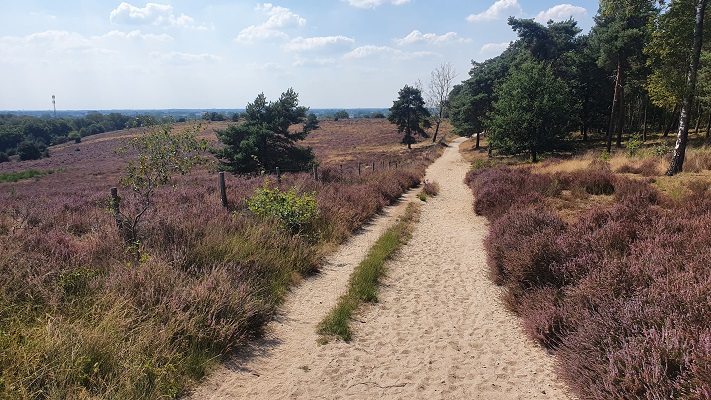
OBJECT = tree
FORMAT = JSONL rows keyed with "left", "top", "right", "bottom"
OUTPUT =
{"left": 115, "top": 124, "right": 207, "bottom": 242}
{"left": 213, "top": 88, "right": 318, "bottom": 173}
{"left": 333, "top": 110, "right": 349, "bottom": 120}
{"left": 508, "top": 17, "right": 582, "bottom": 65}
{"left": 426, "top": 62, "right": 457, "bottom": 142}
{"left": 449, "top": 40, "right": 527, "bottom": 148}
{"left": 16, "top": 140, "right": 46, "bottom": 160}
{"left": 388, "top": 85, "right": 431, "bottom": 149}
{"left": 486, "top": 58, "right": 575, "bottom": 162}
{"left": 593, "top": 0, "right": 658, "bottom": 151}
{"left": 667, "top": 0, "right": 709, "bottom": 175}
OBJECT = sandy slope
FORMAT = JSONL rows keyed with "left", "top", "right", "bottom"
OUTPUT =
{"left": 190, "top": 137, "right": 571, "bottom": 399}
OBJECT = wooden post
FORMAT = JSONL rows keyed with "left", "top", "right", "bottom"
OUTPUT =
{"left": 219, "top": 172, "right": 228, "bottom": 209}
{"left": 313, "top": 164, "right": 318, "bottom": 181}
{"left": 358, "top": 163, "right": 362, "bottom": 176}
{"left": 110, "top": 187, "right": 120, "bottom": 219}
{"left": 276, "top": 167, "right": 281, "bottom": 184}
{"left": 371, "top": 162, "right": 375, "bottom": 172}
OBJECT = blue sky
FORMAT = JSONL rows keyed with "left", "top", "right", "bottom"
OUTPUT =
{"left": 0, "top": 0, "right": 599, "bottom": 110}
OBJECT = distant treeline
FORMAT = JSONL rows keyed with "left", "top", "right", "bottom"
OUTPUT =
{"left": 0, "top": 112, "right": 175, "bottom": 162}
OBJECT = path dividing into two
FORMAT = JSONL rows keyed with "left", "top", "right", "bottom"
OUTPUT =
{"left": 190, "top": 137, "right": 571, "bottom": 399}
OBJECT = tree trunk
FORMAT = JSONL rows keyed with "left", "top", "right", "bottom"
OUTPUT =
{"left": 695, "top": 101, "right": 703, "bottom": 133}
{"left": 706, "top": 110, "right": 711, "bottom": 141}
{"left": 531, "top": 146, "right": 538, "bottom": 163}
{"left": 432, "top": 120, "right": 441, "bottom": 142}
{"left": 475, "top": 132, "right": 480, "bottom": 149}
{"left": 616, "top": 69, "right": 625, "bottom": 148}
{"left": 642, "top": 99, "right": 648, "bottom": 142}
{"left": 582, "top": 92, "right": 589, "bottom": 141}
{"left": 667, "top": 0, "right": 708, "bottom": 176}
{"left": 664, "top": 104, "right": 680, "bottom": 137}
{"left": 606, "top": 60, "right": 622, "bottom": 152}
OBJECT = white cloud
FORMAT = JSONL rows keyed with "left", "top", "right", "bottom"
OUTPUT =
{"left": 346, "top": 0, "right": 411, "bottom": 8}
{"left": 343, "top": 45, "right": 434, "bottom": 60}
{"left": 1, "top": 30, "right": 93, "bottom": 55}
{"left": 396, "top": 30, "right": 471, "bottom": 46}
{"left": 480, "top": 42, "right": 511, "bottom": 57}
{"left": 109, "top": 2, "right": 206, "bottom": 29}
{"left": 292, "top": 55, "right": 337, "bottom": 66}
{"left": 283, "top": 36, "right": 355, "bottom": 52}
{"left": 96, "top": 30, "right": 173, "bottom": 42}
{"left": 236, "top": 3, "right": 306, "bottom": 44}
{"left": 534, "top": 4, "right": 588, "bottom": 23}
{"left": 467, "top": 0, "right": 523, "bottom": 22}
{"left": 150, "top": 51, "right": 221, "bottom": 65}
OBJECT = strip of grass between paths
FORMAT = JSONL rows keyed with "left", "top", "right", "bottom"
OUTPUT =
{"left": 318, "top": 202, "right": 420, "bottom": 342}
{"left": 0, "top": 168, "right": 55, "bottom": 183}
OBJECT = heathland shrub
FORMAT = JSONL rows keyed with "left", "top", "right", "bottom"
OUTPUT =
{"left": 567, "top": 168, "right": 615, "bottom": 195}
{"left": 466, "top": 167, "right": 554, "bottom": 219}
{"left": 0, "top": 118, "right": 438, "bottom": 398}
{"left": 246, "top": 182, "right": 319, "bottom": 235}
{"left": 484, "top": 206, "right": 565, "bottom": 292}
{"left": 470, "top": 162, "right": 711, "bottom": 398}
{"left": 684, "top": 147, "right": 711, "bottom": 172}
{"left": 616, "top": 158, "right": 660, "bottom": 176}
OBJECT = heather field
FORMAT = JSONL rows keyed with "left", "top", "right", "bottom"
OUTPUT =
{"left": 0, "top": 119, "right": 446, "bottom": 398}
{"left": 466, "top": 145, "right": 711, "bottom": 399}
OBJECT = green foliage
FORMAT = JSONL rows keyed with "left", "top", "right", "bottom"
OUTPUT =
{"left": 626, "top": 133, "right": 644, "bottom": 156}
{"left": 319, "top": 203, "right": 419, "bottom": 341}
{"left": 645, "top": 1, "right": 708, "bottom": 110}
{"left": 450, "top": 46, "right": 524, "bottom": 137}
{"left": 68, "top": 131, "right": 81, "bottom": 144}
{"left": 388, "top": 85, "right": 431, "bottom": 149}
{"left": 0, "top": 169, "right": 53, "bottom": 183}
{"left": 115, "top": 124, "right": 208, "bottom": 240}
{"left": 486, "top": 58, "right": 576, "bottom": 162}
{"left": 508, "top": 17, "right": 582, "bottom": 62}
{"left": 202, "top": 111, "right": 226, "bottom": 122}
{"left": 213, "top": 89, "right": 318, "bottom": 174}
{"left": 59, "top": 268, "right": 98, "bottom": 297}
{"left": 16, "top": 140, "right": 47, "bottom": 160}
{"left": 246, "top": 182, "right": 319, "bottom": 235}
{"left": 370, "top": 111, "right": 386, "bottom": 119}
{"left": 333, "top": 110, "right": 349, "bottom": 120}
{"left": 0, "top": 152, "right": 8, "bottom": 163}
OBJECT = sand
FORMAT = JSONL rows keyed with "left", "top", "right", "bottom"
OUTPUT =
{"left": 189, "top": 137, "right": 572, "bottom": 399}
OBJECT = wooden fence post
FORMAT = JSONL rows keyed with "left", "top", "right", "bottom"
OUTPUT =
{"left": 110, "top": 187, "right": 120, "bottom": 219}
{"left": 358, "top": 163, "right": 362, "bottom": 176}
{"left": 219, "top": 172, "right": 228, "bottom": 209}
{"left": 371, "top": 162, "right": 375, "bottom": 173}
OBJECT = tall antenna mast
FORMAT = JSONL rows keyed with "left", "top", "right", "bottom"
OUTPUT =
{"left": 52, "top": 95, "right": 56, "bottom": 118}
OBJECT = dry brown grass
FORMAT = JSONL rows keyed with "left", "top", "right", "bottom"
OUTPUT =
{"left": 458, "top": 135, "right": 489, "bottom": 165}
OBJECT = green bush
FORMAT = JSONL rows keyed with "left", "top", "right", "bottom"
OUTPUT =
{"left": 68, "top": 131, "right": 81, "bottom": 144}
{"left": 246, "top": 183, "right": 319, "bottom": 235}
{"left": 626, "top": 133, "right": 643, "bottom": 157}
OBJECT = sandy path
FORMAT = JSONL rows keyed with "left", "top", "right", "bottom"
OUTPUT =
{"left": 190, "top": 137, "right": 571, "bottom": 399}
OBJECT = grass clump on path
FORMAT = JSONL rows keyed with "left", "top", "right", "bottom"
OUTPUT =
{"left": 318, "top": 202, "right": 420, "bottom": 342}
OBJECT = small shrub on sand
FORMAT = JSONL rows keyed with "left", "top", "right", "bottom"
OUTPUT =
{"left": 422, "top": 180, "right": 440, "bottom": 197}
